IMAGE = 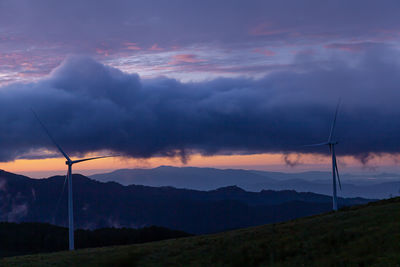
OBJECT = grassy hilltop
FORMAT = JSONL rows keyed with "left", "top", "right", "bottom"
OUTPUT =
{"left": 2, "top": 198, "right": 400, "bottom": 267}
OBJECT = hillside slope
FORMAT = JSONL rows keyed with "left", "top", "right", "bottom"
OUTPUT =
{"left": 0, "top": 223, "right": 190, "bottom": 258}
{"left": 2, "top": 198, "right": 399, "bottom": 266}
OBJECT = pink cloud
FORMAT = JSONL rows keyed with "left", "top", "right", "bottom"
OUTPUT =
{"left": 169, "top": 54, "right": 205, "bottom": 65}
{"left": 123, "top": 42, "right": 141, "bottom": 50}
{"left": 249, "top": 23, "right": 287, "bottom": 36}
{"left": 95, "top": 48, "right": 112, "bottom": 56}
{"left": 253, "top": 48, "right": 276, "bottom": 56}
{"left": 371, "top": 28, "right": 400, "bottom": 41}
{"left": 149, "top": 43, "right": 163, "bottom": 51}
{"left": 324, "top": 42, "right": 377, "bottom": 52}
{"left": 290, "top": 49, "right": 315, "bottom": 55}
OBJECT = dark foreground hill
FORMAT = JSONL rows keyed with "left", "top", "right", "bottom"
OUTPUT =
{"left": 0, "top": 222, "right": 190, "bottom": 258}
{"left": 0, "top": 169, "right": 371, "bottom": 234}
{"left": 2, "top": 198, "right": 399, "bottom": 266}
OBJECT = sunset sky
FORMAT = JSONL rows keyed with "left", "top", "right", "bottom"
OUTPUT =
{"left": 1, "top": 0, "right": 400, "bottom": 177}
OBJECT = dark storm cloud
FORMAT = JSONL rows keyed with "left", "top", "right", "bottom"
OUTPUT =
{"left": 1, "top": 48, "right": 400, "bottom": 162}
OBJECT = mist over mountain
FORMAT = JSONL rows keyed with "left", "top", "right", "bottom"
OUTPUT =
{"left": 90, "top": 166, "right": 400, "bottom": 199}
{"left": 0, "top": 169, "right": 370, "bottom": 234}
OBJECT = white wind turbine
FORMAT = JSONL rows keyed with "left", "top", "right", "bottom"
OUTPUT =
{"left": 304, "top": 101, "right": 342, "bottom": 211}
{"left": 32, "top": 110, "right": 114, "bottom": 250}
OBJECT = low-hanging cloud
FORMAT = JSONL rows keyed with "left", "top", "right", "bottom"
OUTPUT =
{"left": 283, "top": 153, "right": 302, "bottom": 167}
{"left": 0, "top": 49, "right": 400, "bottom": 162}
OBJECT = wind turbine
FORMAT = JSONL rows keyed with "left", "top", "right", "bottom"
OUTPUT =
{"left": 304, "top": 101, "right": 342, "bottom": 211}
{"left": 32, "top": 110, "right": 114, "bottom": 250}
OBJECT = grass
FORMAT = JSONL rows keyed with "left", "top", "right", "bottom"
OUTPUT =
{"left": 1, "top": 198, "right": 400, "bottom": 266}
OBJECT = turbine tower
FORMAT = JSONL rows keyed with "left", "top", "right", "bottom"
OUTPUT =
{"left": 32, "top": 110, "right": 113, "bottom": 250}
{"left": 304, "top": 101, "right": 342, "bottom": 211}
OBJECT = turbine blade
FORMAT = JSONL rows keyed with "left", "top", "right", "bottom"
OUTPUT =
{"left": 31, "top": 109, "right": 71, "bottom": 162}
{"left": 71, "top": 155, "right": 116, "bottom": 164}
{"left": 302, "top": 142, "right": 329, "bottom": 147}
{"left": 328, "top": 99, "right": 341, "bottom": 142}
{"left": 334, "top": 155, "right": 342, "bottom": 190}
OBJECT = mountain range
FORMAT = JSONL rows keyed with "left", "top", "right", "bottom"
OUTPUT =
{"left": 0, "top": 169, "right": 371, "bottom": 234}
{"left": 90, "top": 166, "right": 400, "bottom": 199}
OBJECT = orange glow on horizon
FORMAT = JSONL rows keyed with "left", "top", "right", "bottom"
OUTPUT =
{"left": 1, "top": 152, "right": 399, "bottom": 178}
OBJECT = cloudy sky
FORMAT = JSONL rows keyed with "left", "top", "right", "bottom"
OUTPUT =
{"left": 1, "top": 0, "right": 400, "bottom": 177}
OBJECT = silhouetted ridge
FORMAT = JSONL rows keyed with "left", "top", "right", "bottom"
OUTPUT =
{"left": 90, "top": 166, "right": 400, "bottom": 199}
{"left": 213, "top": 185, "right": 246, "bottom": 193}
{"left": 0, "top": 170, "right": 373, "bottom": 234}
{"left": 0, "top": 170, "right": 31, "bottom": 182}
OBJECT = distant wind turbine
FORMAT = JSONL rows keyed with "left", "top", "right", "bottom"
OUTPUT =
{"left": 304, "top": 101, "right": 342, "bottom": 211}
{"left": 32, "top": 110, "right": 115, "bottom": 250}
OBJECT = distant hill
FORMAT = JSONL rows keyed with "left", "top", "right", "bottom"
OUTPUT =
{"left": 3, "top": 197, "right": 399, "bottom": 266}
{"left": 90, "top": 165, "right": 277, "bottom": 190}
{"left": 0, "top": 169, "right": 370, "bottom": 234}
{"left": 90, "top": 166, "right": 400, "bottom": 199}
